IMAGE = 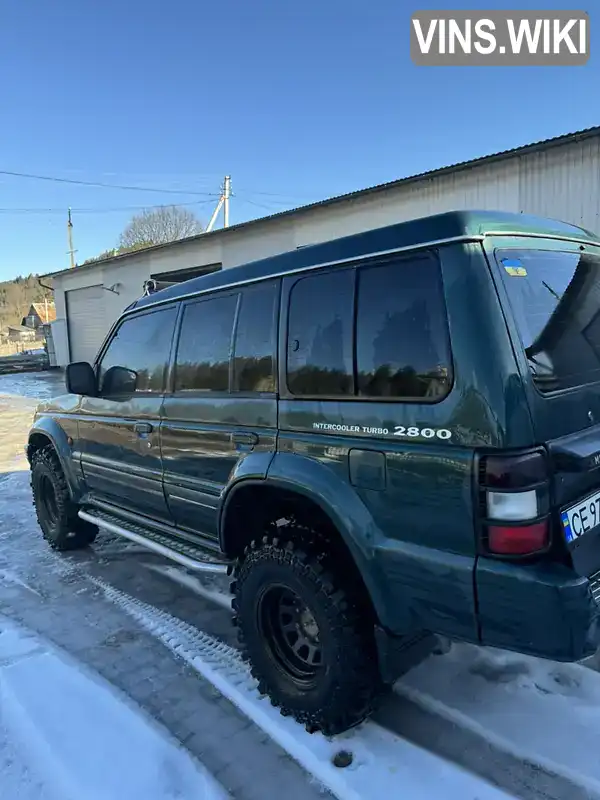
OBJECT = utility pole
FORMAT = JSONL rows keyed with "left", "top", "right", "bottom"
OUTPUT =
{"left": 223, "top": 175, "right": 231, "bottom": 228}
{"left": 205, "top": 176, "right": 232, "bottom": 233}
{"left": 67, "top": 208, "right": 77, "bottom": 268}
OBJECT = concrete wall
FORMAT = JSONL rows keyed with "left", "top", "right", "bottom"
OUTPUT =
{"left": 50, "top": 135, "right": 600, "bottom": 366}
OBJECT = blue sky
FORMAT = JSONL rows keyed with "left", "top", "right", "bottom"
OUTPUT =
{"left": 0, "top": 0, "right": 597, "bottom": 280}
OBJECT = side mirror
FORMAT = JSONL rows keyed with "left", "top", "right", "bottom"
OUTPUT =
{"left": 66, "top": 362, "right": 97, "bottom": 396}
{"left": 102, "top": 365, "right": 138, "bottom": 396}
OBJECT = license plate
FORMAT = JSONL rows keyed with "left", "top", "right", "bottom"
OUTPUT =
{"left": 561, "top": 490, "right": 600, "bottom": 543}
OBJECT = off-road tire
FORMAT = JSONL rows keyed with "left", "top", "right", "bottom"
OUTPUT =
{"left": 30, "top": 446, "right": 97, "bottom": 551}
{"left": 232, "top": 532, "right": 383, "bottom": 736}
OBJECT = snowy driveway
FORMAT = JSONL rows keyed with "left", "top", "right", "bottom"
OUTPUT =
{"left": 0, "top": 617, "right": 227, "bottom": 800}
{"left": 2, "top": 372, "right": 600, "bottom": 800}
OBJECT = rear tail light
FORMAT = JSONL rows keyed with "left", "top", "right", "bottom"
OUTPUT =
{"left": 488, "top": 522, "right": 548, "bottom": 555}
{"left": 479, "top": 450, "right": 550, "bottom": 557}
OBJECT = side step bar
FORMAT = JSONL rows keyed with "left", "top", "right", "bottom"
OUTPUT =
{"left": 79, "top": 510, "right": 230, "bottom": 575}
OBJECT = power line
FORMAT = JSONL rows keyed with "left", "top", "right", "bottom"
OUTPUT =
{"left": 0, "top": 199, "right": 216, "bottom": 215}
{"left": 61, "top": 169, "right": 226, "bottom": 180}
{"left": 236, "top": 193, "right": 313, "bottom": 213}
{"left": 0, "top": 166, "right": 319, "bottom": 204}
{"left": 238, "top": 196, "right": 283, "bottom": 212}
{"left": 0, "top": 168, "right": 221, "bottom": 196}
{"left": 234, "top": 190, "right": 320, "bottom": 211}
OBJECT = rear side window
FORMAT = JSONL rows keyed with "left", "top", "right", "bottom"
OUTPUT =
{"left": 285, "top": 254, "right": 452, "bottom": 401}
{"left": 175, "top": 294, "right": 238, "bottom": 392}
{"left": 287, "top": 269, "right": 354, "bottom": 396}
{"left": 495, "top": 248, "right": 600, "bottom": 392}
{"left": 232, "top": 281, "right": 278, "bottom": 393}
{"left": 98, "top": 307, "right": 177, "bottom": 394}
{"left": 356, "top": 256, "right": 452, "bottom": 399}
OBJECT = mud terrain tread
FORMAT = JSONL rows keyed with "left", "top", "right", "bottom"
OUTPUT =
{"left": 30, "top": 445, "right": 97, "bottom": 551}
{"left": 231, "top": 532, "right": 382, "bottom": 736}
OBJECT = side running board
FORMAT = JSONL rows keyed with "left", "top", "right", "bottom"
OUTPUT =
{"left": 79, "top": 509, "right": 230, "bottom": 575}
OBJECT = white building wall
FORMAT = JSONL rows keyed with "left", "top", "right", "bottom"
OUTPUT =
{"left": 222, "top": 218, "right": 296, "bottom": 268}
{"left": 50, "top": 135, "right": 600, "bottom": 366}
{"left": 294, "top": 161, "right": 521, "bottom": 246}
{"left": 518, "top": 136, "right": 600, "bottom": 232}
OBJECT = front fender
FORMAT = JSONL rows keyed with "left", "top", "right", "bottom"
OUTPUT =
{"left": 223, "top": 452, "right": 391, "bottom": 628}
{"left": 28, "top": 416, "right": 83, "bottom": 500}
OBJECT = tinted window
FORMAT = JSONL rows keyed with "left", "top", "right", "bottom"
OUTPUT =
{"left": 496, "top": 248, "right": 600, "bottom": 392}
{"left": 233, "top": 281, "right": 277, "bottom": 393}
{"left": 356, "top": 256, "right": 452, "bottom": 400}
{"left": 175, "top": 294, "right": 238, "bottom": 392}
{"left": 98, "top": 307, "right": 177, "bottom": 394}
{"left": 287, "top": 270, "right": 354, "bottom": 396}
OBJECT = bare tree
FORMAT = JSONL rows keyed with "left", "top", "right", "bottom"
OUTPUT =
{"left": 118, "top": 206, "right": 202, "bottom": 250}
{"left": 82, "top": 248, "right": 118, "bottom": 265}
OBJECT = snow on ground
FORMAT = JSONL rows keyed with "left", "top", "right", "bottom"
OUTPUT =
{"left": 0, "top": 616, "right": 229, "bottom": 800}
{"left": 396, "top": 642, "right": 600, "bottom": 796}
{"left": 0, "top": 369, "right": 65, "bottom": 403}
{"left": 94, "top": 578, "right": 515, "bottom": 800}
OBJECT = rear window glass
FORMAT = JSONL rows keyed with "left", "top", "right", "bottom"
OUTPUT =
{"left": 286, "top": 253, "right": 452, "bottom": 401}
{"left": 495, "top": 248, "right": 600, "bottom": 392}
{"left": 356, "top": 255, "right": 452, "bottom": 400}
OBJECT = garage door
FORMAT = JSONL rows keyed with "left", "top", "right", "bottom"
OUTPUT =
{"left": 65, "top": 285, "right": 106, "bottom": 364}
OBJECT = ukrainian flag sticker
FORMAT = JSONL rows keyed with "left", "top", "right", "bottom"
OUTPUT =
{"left": 501, "top": 258, "right": 528, "bottom": 277}
{"left": 561, "top": 511, "right": 573, "bottom": 542}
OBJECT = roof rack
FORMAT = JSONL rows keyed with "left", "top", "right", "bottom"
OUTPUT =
{"left": 142, "top": 278, "right": 177, "bottom": 296}
{"left": 122, "top": 278, "right": 179, "bottom": 313}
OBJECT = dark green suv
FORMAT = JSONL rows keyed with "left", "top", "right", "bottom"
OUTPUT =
{"left": 28, "top": 210, "right": 600, "bottom": 735}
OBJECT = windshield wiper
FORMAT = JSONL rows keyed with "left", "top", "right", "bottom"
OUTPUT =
{"left": 541, "top": 280, "right": 561, "bottom": 301}
{"left": 526, "top": 354, "right": 560, "bottom": 389}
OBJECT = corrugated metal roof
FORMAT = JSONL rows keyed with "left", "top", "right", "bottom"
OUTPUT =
{"left": 42, "top": 125, "right": 600, "bottom": 280}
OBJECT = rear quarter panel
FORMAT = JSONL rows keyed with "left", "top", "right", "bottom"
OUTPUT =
{"left": 275, "top": 242, "right": 534, "bottom": 638}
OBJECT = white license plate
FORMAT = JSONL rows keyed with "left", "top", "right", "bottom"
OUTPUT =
{"left": 561, "top": 490, "right": 600, "bottom": 543}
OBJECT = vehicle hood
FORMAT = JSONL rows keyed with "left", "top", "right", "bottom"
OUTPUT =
{"left": 34, "top": 393, "right": 81, "bottom": 417}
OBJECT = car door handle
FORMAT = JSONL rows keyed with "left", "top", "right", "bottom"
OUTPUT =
{"left": 232, "top": 431, "right": 258, "bottom": 446}
{"left": 134, "top": 422, "right": 153, "bottom": 435}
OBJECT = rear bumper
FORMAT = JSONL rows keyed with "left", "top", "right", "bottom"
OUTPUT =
{"left": 476, "top": 558, "right": 600, "bottom": 662}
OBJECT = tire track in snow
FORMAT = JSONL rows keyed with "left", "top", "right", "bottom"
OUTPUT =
{"left": 395, "top": 650, "right": 600, "bottom": 800}
{"left": 92, "top": 578, "right": 513, "bottom": 800}
{"left": 378, "top": 691, "right": 592, "bottom": 800}
{"left": 134, "top": 561, "right": 592, "bottom": 800}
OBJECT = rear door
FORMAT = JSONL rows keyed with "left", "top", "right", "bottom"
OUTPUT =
{"left": 485, "top": 237, "right": 600, "bottom": 575}
{"left": 161, "top": 280, "right": 279, "bottom": 540}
